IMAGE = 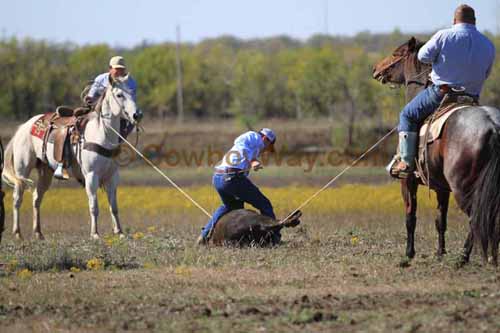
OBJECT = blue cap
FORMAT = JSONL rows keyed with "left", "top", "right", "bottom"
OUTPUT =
{"left": 259, "top": 128, "right": 276, "bottom": 144}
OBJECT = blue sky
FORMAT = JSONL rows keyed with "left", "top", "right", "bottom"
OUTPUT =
{"left": 2, "top": 0, "right": 498, "bottom": 47}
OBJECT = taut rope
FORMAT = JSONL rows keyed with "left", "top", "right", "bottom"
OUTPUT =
{"left": 106, "top": 125, "right": 213, "bottom": 219}
{"left": 280, "top": 127, "right": 397, "bottom": 223}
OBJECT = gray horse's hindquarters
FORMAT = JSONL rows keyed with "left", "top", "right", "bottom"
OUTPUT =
{"left": 210, "top": 209, "right": 302, "bottom": 246}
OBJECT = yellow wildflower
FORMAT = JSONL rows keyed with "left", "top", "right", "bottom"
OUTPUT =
{"left": 86, "top": 258, "right": 104, "bottom": 271}
{"left": 17, "top": 269, "right": 33, "bottom": 279}
{"left": 104, "top": 235, "right": 120, "bottom": 247}
{"left": 132, "top": 232, "right": 145, "bottom": 240}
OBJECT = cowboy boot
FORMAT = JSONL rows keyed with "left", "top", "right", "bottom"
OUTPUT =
{"left": 392, "top": 132, "right": 418, "bottom": 178}
{"left": 196, "top": 235, "right": 208, "bottom": 246}
{"left": 54, "top": 163, "right": 69, "bottom": 180}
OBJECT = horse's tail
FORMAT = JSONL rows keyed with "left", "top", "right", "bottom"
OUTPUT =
{"left": 470, "top": 128, "right": 500, "bottom": 260}
{"left": 2, "top": 125, "right": 35, "bottom": 189}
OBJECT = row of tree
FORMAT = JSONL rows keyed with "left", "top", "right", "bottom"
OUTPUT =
{"left": 1, "top": 31, "right": 499, "bottom": 140}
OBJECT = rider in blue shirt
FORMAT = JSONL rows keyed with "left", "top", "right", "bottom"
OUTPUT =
{"left": 54, "top": 56, "right": 140, "bottom": 179}
{"left": 393, "top": 4, "right": 495, "bottom": 177}
{"left": 197, "top": 128, "right": 277, "bottom": 244}
{"left": 86, "top": 56, "right": 137, "bottom": 103}
{"left": 88, "top": 58, "right": 141, "bottom": 138}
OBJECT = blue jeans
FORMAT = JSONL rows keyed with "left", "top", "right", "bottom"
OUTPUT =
{"left": 201, "top": 173, "right": 276, "bottom": 239}
{"left": 399, "top": 85, "right": 444, "bottom": 132}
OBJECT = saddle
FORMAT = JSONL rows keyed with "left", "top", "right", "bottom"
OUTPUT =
{"left": 31, "top": 106, "right": 92, "bottom": 167}
{"left": 415, "top": 93, "right": 479, "bottom": 184}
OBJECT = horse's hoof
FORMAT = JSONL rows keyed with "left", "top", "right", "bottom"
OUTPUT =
{"left": 117, "top": 233, "right": 126, "bottom": 239}
{"left": 91, "top": 234, "right": 101, "bottom": 240}
{"left": 486, "top": 256, "right": 498, "bottom": 266}
{"left": 398, "top": 257, "right": 411, "bottom": 268}
{"left": 34, "top": 232, "right": 45, "bottom": 241}
{"left": 14, "top": 233, "right": 23, "bottom": 241}
{"left": 436, "top": 249, "right": 447, "bottom": 259}
{"left": 455, "top": 258, "right": 467, "bottom": 270}
{"left": 406, "top": 251, "right": 415, "bottom": 259}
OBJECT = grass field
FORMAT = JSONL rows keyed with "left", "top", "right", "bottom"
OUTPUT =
{"left": 1, "top": 182, "right": 499, "bottom": 332}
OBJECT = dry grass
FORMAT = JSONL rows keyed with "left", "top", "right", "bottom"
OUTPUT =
{"left": 0, "top": 184, "right": 499, "bottom": 332}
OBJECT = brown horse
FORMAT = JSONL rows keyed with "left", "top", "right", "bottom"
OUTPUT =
{"left": 373, "top": 37, "right": 500, "bottom": 265}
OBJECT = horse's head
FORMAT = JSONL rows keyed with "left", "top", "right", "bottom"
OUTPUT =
{"left": 372, "top": 37, "right": 423, "bottom": 85}
{"left": 103, "top": 75, "right": 142, "bottom": 125}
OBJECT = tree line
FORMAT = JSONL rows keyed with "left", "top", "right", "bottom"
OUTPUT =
{"left": 1, "top": 31, "right": 499, "bottom": 140}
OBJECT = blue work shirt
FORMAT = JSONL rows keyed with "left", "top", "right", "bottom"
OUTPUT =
{"left": 216, "top": 131, "right": 265, "bottom": 172}
{"left": 418, "top": 23, "right": 495, "bottom": 96}
{"left": 87, "top": 73, "right": 137, "bottom": 102}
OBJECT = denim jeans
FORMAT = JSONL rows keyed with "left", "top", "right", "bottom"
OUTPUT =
{"left": 399, "top": 85, "right": 444, "bottom": 132}
{"left": 201, "top": 173, "right": 276, "bottom": 239}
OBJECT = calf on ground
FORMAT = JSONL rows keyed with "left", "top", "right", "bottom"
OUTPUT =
{"left": 210, "top": 209, "right": 302, "bottom": 246}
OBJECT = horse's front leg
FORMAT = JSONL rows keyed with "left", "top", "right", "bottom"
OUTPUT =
{"left": 434, "top": 190, "right": 450, "bottom": 257}
{"left": 12, "top": 182, "right": 26, "bottom": 240}
{"left": 104, "top": 171, "right": 124, "bottom": 238}
{"left": 85, "top": 172, "right": 100, "bottom": 239}
{"left": 32, "top": 165, "right": 53, "bottom": 240}
{"left": 401, "top": 176, "right": 418, "bottom": 259}
{"left": 0, "top": 189, "right": 5, "bottom": 243}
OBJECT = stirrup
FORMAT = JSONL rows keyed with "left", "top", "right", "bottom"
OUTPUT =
{"left": 387, "top": 157, "right": 413, "bottom": 179}
{"left": 394, "top": 161, "right": 414, "bottom": 179}
{"left": 54, "top": 165, "right": 70, "bottom": 180}
{"left": 386, "top": 156, "right": 398, "bottom": 175}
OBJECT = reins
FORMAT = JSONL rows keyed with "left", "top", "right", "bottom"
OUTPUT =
{"left": 405, "top": 67, "right": 432, "bottom": 86}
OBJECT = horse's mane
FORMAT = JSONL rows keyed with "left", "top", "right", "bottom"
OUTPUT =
{"left": 405, "top": 38, "right": 431, "bottom": 76}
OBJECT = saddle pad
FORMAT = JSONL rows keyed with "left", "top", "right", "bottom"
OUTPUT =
{"left": 30, "top": 114, "right": 49, "bottom": 140}
{"left": 419, "top": 105, "right": 471, "bottom": 145}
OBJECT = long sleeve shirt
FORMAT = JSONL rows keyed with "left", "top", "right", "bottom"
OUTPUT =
{"left": 87, "top": 73, "right": 137, "bottom": 102}
{"left": 216, "top": 131, "right": 265, "bottom": 172}
{"left": 417, "top": 23, "right": 495, "bottom": 96}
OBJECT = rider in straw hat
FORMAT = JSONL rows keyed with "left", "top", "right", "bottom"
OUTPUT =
{"left": 54, "top": 56, "right": 142, "bottom": 179}
{"left": 85, "top": 56, "right": 137, "bottom": 104}
{"left": 197, "top": 128, "right": 278, "bottom": 245}
{"left": 86, "top": 56, "right": 142, "bottom": 136}
{"left": 390, "top": 4, "right": 495, "bottom": 178}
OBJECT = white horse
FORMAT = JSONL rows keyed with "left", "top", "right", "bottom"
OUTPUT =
{"left": 2, "top": 75, "right": 139, "bottom": 240}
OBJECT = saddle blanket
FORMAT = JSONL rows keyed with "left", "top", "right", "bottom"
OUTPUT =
{"left": 418, "top": 105, "right": 471, "bottom": 146}
{"left": 30, "top": 114, "right": 50, "bottom": 140}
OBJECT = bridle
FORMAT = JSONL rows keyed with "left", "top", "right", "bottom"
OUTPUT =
{"left": 100, "top": 83, "right": 137, "bottom": 126}
{"left": 374, "top": 52, "right": 408, "bottom": 82}
{"left": 377, "top": 50, "right": 432, "bottom": 91}
{"left": 93, "top": 84, "right": 139, "bottom": 150}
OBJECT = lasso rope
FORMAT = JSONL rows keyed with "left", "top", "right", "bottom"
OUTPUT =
{"left": 108, "top": 123, "right": 396, "bottom": 226}
{"left": 279, "top": 127, "right": 397, "bottom": 223}
{"left": 106, "top": 125, "right": 213, "bottom": 219}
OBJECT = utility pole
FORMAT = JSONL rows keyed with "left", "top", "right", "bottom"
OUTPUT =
{"left": 175, "top": 25, "right": 184, "bottom": 124}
